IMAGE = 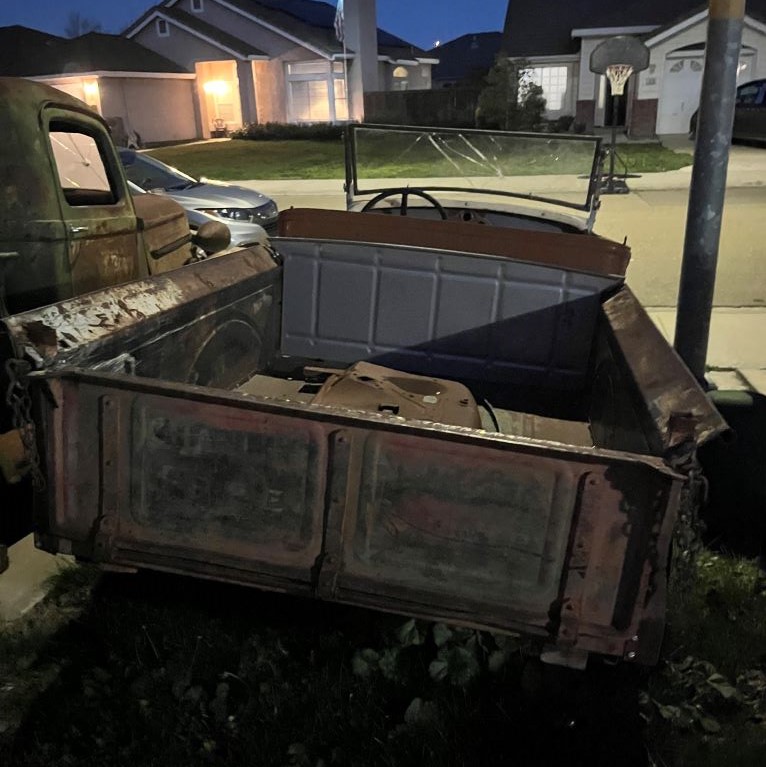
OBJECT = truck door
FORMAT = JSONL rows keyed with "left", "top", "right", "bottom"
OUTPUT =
{"left": 45, "top": 109, "right": 144, "bottom": 295}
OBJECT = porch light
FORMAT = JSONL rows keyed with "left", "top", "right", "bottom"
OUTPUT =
{"left": 83, "top": 80, "right": 99, "bottom": 98}
{"left": 203, "top": 80, "right": 230, "bottom": 96}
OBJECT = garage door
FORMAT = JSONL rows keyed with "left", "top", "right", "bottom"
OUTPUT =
{"left": 657, "top": 56, "right": 704, "bottom": 134}
{"left": 657, "top": 52, "right": 757, "bottom": 135}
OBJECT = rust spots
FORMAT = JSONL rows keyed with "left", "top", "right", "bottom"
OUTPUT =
{"left": 21, "top": 320, "right": 57, "bottom": 351}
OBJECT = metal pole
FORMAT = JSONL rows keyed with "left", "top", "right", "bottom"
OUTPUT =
{"left": 674, "top": 0, "right": 745, "bottom": 381}
{"left": 608, "top": 95, "right": 619, "bottom": 192}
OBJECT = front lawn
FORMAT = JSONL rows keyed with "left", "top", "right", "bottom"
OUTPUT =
{"left": 147, "top": 138, "right": 693, "bottom": 182}
{"left": 148, "top": 140, "right": 345, "bottom": 181}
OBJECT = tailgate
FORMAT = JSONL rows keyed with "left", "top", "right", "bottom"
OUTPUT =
{"left": 36, "top": 369, "right": 681, "bottom": 665}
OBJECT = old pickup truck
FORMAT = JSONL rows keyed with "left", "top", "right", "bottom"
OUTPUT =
{"left": 0, "top": 77, "right": 230, "bottom": 558}
{"left": 1, "top": 202, "right": 727, "bottom": 666}
{"left": 0, "top": 82, "right": 727, "bottom": 666}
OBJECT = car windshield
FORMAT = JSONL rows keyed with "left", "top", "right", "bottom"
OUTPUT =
{"left": 119, "top": 150, "right": 199, "bottom": 192}
{"left": 346, "top": 125, "right": 602, "bottom": 213}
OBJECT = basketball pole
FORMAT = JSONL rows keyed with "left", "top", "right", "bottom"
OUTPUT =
{"left": 608, "top": 94, "right": 619, "bottom": 193}
{"left": 674, "top": 0, "right": 746, "bottom": 382}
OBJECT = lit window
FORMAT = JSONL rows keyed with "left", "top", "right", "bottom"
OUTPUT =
{"left": 286, "top": 60, "right": 349, "bottom": 122}
{"left": 191, "top": 0, "right": 204, "bottom": 12}
{"left": 157, "top": 18, "right": 169, "bottom": 37}
{"left": 392, "top": 65, "right": 409, "bottom": 91}
{"left": 524, "top": 66, "right": 568, "bottom": 110}
{"left": 334, "top": 78, "right": 348, "bottom": 120}
{"left": 290, "top": 81, "right": 330, "bottom": 122}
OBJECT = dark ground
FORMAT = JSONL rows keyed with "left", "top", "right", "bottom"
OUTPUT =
{"left": 2, "top": 569, "right": 648, "bottom": 767}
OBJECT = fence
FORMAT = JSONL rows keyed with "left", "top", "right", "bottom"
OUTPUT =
{"left": 364, "top": 88, "right": 482, "bottom": 128}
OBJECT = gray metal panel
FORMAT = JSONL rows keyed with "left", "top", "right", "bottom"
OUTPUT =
{"left": 278, "top": 239, "right": 621, "bottom": 388}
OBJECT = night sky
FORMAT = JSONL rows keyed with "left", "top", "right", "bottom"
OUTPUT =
{"left": 0, "top": 0, "right": 508, "bottom": 50}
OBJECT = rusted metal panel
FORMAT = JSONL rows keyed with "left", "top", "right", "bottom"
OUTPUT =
{"left": 2, "top": 247, "right": 279, "bottom": 380}
{"left": 596, "top": 287, "right": 731, "bottom": 456}
{"left": 310, "top": 362, "right": 482, "bottom": 428}
{"left": 317, "top": 429, "right": 681, "bottom": 663}
{"left": 278, "top": 207, "right": 631, "bottom": 277}
{"left": 43, "top": 378, "right": 329, "bottom": 590}
{"left": 37, "top": 370, "right": 683, "bottom": 663}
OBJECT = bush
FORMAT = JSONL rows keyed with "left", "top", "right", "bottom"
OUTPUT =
{"left": 547, "top": 115, "right": 575, "bottom": 134}
{"left": 231, "top": 122, "right": 344, "bottom": 141}
{"left": 476, "top": 58, "right": 547, "bottom": 131}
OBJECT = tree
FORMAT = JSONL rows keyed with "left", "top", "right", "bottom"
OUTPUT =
{"left": 64, "top": 11, "right": 102, "bottom": 38}
{"left": 476, "top": 57, "right": 547, "bottom": 131}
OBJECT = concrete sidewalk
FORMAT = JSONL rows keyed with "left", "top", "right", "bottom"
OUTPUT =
{"left": 647, "top": 307, "right": 766, "bottom": 392}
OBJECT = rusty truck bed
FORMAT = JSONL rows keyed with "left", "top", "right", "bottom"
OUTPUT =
{"left": 2, "top": 241, "right": 727, "bottom": 667}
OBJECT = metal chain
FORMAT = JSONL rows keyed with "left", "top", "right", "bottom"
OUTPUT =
{"left": 4, "top": 358, "right": 46, "bottom": 491}
{"left": 670, "top": 458, "right": 708, "bottom": 595}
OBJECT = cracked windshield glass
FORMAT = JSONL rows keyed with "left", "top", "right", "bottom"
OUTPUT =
{"left": 351, "top": 127, "right": 601, "bottom": 210}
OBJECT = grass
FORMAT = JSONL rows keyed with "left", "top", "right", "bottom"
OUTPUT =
{"left": 614, "top": 144, "right": 694, "bottom": 174}
{"left": 643, "top": 552, "right": 766, "bottom": 766}
{"left": 147, "top": 137, "right": 693, "bottom": 182}
{"left": 148, "top": 140, "right": 346, "bottom": 181}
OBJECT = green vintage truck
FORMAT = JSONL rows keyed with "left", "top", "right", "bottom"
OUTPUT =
{"left": 0, "top": 77, "right": 229, "bottom": 559}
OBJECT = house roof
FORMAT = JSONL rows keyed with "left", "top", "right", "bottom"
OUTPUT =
{"left": 503, "top": 0, "right": 766, "bottom": 57}
{"left": 164, "top": 7, "right": 268, "bottom": 57}
{"left": 222, "top": 0, "right": 430, "bottom": 58}
{"left": 428, "top": 32, "right": 502, "bottom": 84}
{"left": 0, "top": 26, "right": 63, "bottom": 76}
{"left": 0, "top": 26, "right": 188, "bottom": 77}
{"left": 128, "top": 0, "right": 430, "bottom": 61}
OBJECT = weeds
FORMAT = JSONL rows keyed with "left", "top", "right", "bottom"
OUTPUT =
{"left": 643, "top": 552, "right": 766, "bottom": 766}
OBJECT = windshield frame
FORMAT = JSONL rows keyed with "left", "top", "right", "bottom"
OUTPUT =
{"left": 344, "top": 123, "right": 604, "bottom": 217}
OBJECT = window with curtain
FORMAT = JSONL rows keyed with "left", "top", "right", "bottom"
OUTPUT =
{"left": 287, "top": 60, "right": 349, "bottom": 122}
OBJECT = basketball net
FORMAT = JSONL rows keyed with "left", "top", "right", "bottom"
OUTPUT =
{"left": 605, "top": 64, "right": 634, "bottom": 96}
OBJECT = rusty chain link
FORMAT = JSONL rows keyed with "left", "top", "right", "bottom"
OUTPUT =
{"left": 4, "top": 357, "right": 46, "bottom": 491}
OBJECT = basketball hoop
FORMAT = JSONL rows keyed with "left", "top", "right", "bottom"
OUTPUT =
{"left": 589, "top": 36, "right": 650, "bottom": 194}
{"left": 605, "top": 64, "right": 634, "bottom": 96}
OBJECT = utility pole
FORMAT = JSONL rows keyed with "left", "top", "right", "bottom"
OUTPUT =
{"left": 674, "top": 0, "right": 745, "bottom": 382}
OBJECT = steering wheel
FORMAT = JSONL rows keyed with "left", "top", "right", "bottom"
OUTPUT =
{"left": 360, "top": 188, "right": 448, "bottom": 220}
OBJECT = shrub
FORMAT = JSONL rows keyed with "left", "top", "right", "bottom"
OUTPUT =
{"left": 231, "top": 122, "right": 344, "bottom": 141}
{"left": 476, "top": 57, "right": 547, "bottom": 131}
{"left": 547, "top": 115, "right": 575, "bottom": 134}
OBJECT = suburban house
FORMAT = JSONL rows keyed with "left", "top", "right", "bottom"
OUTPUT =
{"left": 0, "top": 26, "right": 198, "bottom": 144}
{"left": 503, "top": 0, "right": 766, "bottom": 136}
{"left": 429, "top": 32, "right": 503, "bottom": 88}
{"left": 124, "top": 0, "right": 436, "bottom": 136}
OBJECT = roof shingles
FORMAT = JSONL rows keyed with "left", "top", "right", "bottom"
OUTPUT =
{"left": 0, "top": 27, "right": 188, "bottom": 77}
{"left": 503, "top": 0, "right": 766, "bottom": 58}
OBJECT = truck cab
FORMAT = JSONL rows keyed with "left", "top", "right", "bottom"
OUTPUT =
{"left": 0, "top": 77, "right": 206, "bottom": 316}
{"left": 0, "top": 77, "right": 228, "bottom": 560}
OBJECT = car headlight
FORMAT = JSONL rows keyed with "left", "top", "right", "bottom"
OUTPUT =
{"left": 252, "top": 201, "right": 278, "bottom": 221}
{"left": 198, "top": 208, "right": 253, "bottom": 222}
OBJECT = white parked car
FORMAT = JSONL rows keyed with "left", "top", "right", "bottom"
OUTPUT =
{"left": 120, "top": 149, "right": 276, "bottom": 247}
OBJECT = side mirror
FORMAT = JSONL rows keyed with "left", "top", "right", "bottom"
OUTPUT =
{"left": 192, "top": 221, "right": 231, "bottom": 255}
